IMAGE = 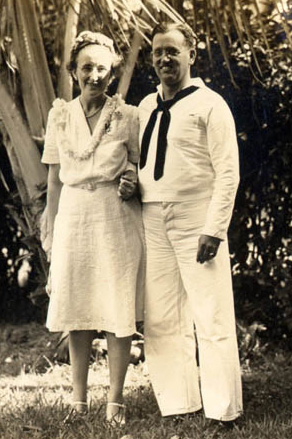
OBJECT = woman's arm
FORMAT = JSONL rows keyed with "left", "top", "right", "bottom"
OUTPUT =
{"left": 46, "top": 164, "right": 63, "bottom": 261}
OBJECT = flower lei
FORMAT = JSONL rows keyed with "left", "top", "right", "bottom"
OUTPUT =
{"left": 52, "top": 94, "right": 124, "bottom": 161}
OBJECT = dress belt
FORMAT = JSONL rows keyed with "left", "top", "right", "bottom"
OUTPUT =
{"left": 70, "top": 178, "right": 119, "bottom": 192}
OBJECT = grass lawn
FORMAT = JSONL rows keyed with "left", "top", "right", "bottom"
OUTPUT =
{"left": 0, "top": 323, "right": 292, "bottom": 439}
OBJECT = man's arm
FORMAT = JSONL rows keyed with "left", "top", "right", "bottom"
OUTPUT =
{"left": 197, "top": 96, "right": 239, "bottom": 263}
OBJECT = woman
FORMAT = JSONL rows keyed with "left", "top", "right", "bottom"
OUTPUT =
{"left": 41, "top": 31, "right": 144, "bottom": 425}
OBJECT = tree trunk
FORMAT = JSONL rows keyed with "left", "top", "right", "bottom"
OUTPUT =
{"left": 58, "top": 0, "right": 81, "bottom": 101}
{"left": 117, "top": 31, "right": 143, "bottom": 100}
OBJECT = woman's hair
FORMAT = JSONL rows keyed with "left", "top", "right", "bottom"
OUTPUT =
{"left": 67, "top": 30, "right": 121, "bottom": 80}
{"left": 151, "top": 22, "right": 197, "bottom": 50}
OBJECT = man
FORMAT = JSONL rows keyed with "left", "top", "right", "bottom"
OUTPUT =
{"left": 138, "top": 22, "right": 242, "bottom": 422}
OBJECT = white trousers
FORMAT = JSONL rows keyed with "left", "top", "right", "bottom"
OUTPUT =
{"left": 142, "top": 201, "right": 243, "bottom": 421}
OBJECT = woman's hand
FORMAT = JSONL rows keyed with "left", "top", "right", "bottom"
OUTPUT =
{"left": 44, "top": 234, "right": 53, "bottom": 263}
{"left": 40, "top": 206, "right": 53, "bottom": 262}
{"left": 42, "top": 229, "right": 53, "bottom": 262}
{"left": 118, "top": 170, "right": 138, "bottom": 200}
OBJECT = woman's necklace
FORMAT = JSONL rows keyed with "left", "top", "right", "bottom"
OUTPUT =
{"left": 80, "top": 96, "right": 106, "bottom": 119}
{"left": 85, "top": 106, "right": 103, "bottom": 118}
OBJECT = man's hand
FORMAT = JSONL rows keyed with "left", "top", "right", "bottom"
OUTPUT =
{"left": 196, "top": 234, "right": 221, "bottom": 264}
{"left": 118, "top": 170, "right": 138, "bottom": 200}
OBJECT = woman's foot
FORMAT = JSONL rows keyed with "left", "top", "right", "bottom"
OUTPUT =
{"left": 106, "top": 402, "right": 126, "bottom": 426}
{"left": 63, "top": 401, "right": 88, "bottom": 425}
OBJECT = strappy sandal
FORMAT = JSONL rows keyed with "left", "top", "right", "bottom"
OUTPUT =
{"left": 106, "top": 402, "right": 126, "bottom": 427}
{"left": 63, "top": 401, "right": 88, "bottom": 425}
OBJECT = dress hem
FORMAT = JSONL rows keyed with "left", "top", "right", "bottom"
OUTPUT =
{"left": 46, "top": 323, "right": 137, "bottom": 338}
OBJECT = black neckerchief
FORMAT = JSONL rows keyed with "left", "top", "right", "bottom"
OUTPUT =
{"left": 139, "top": 85, "right": 198, "bottom": 180}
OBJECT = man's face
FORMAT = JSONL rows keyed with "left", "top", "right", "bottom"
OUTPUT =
{"left": 152, "top": 30, "right": 195, "bottom": 89}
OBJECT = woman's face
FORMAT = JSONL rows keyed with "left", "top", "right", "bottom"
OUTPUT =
{"left": 73, "top": 44, "right": 113, "bottom": 99}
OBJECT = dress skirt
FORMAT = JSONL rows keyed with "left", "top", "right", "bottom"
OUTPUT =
{"left": 46, "top": 181, "right": 145, "bottom": 337}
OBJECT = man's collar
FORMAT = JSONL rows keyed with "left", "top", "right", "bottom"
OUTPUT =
{"left": 157, "top": 77, "right": 206, "bottom": 97}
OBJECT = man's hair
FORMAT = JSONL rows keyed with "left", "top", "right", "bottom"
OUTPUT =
{"left": 151, "top": 22, "right": 197, "bottom": 49}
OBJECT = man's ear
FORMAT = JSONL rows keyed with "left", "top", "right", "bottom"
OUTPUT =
{"left": 189, "top": 48, "right": 196, "bottom": 65}
{"left": 72, "top": 71, "right": 77, "bottom": 82}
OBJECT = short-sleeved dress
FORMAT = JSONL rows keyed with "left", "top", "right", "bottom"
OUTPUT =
{"left": 42, "top": 94, "right": 145, "bottom": 337}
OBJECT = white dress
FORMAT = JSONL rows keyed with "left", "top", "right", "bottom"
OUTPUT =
{"left": 42, "top": 95, "right": 145, "bottom": 337}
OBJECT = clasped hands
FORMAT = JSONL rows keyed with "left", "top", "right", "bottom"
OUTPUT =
{"left": 197, "top": 234, "right": 221, "bottom": 264}
{"left": 118, "top": 170, "right": 138, "bottom": 200}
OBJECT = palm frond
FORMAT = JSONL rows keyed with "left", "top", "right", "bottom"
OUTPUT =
{"left": 0, "top": 169, "right": 10, "bottom": 192}
{"left": 134, "top": 0, "right": 159, "bottom": 24}
{"left": 87, "top": 0, "right": 292, "bottom": 87}
{"left": 87, "top": 0, "right": 119, "bottom": 48}
{"left": 203, "top": 0, "right": 214, "bottom": 69}
{"left": 0, "top": 77, "right": 47, "bottom": 202}
{"left": 223, "top": 7, "right": 232, "bottom": 46}
{"left": 251, "top": 0, "right": 272, "bottom": 54}
{"left": 115, "top": 19, "right": 131, "bottom": 47}
{"left": 120, "top": 0, "right": 141, "bottom": 27}
{"left": 271, "top": 0, "right": 292, "bottom": 49}
{"left": 16, "top": 0, "right": 55, "bottom": 125}
{"left": 227, "top": 0, "right": 247, "bottom": 55}
{"left": 237, "top": 0, "right": 263, "bottom": 77}
{"left": 209, "top": 0, "right": 238, "bottom": 88}
{"left": 151, "top": 0, "right": 185, "bottom": 23}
